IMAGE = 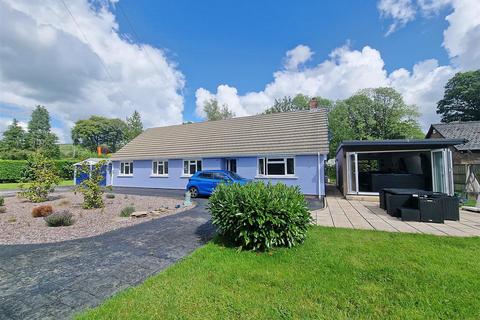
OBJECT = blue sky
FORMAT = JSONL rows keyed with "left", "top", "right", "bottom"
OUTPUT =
{"left": 116, "top": 0, "right": 450, "bottom": 122}
{"left": 0, "top": 0, "right": 478, "bottom": 142}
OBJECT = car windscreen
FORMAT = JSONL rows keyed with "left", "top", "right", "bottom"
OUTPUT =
{"left": 227, "top": 171, "right": 243, "bottom": 180}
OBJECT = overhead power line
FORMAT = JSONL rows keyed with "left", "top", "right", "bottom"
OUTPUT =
{"left": 58, "top": 0, "right": 133, "bottom": 107}
{"left": 116, "top": 1, "right": 167, "bottom": 78}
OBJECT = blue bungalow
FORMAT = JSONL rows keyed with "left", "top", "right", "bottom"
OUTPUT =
{"left": 108, "top": 107, "right": 329, "bottom": 200}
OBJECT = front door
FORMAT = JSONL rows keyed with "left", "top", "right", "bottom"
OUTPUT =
{"left": 431, "top": 148, "right": 453, "bottom": 195}
{"left": 226, "top": 159, "right": 237, "bottom": 173}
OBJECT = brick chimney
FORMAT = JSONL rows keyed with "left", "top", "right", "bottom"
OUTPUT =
{"left": 309, "top": 97, "right": 318, "bottom": 110}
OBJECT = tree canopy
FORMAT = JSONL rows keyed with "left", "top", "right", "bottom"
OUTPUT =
{"left": 126, "top": 110, "right": 143, "bottom": 141}
{"left": 437, "top": 70, "right": 480, "bottom": 123}
{"left": 203, "top": 99, "right": 235, "bottom": 121}
{"left": 328, "top": 87, "right": 424, "bottom": 155}
{"left": 71, "top": 116, "right": 128, "bottom": 153}
{"left": 264, "top": 94, "right": 332, "bottom": 114}
{"left": 0, "top": 119, "right": 30, "bottom": 159}
{"left": 25, "top": 106, "right": 60, "bottom": 158}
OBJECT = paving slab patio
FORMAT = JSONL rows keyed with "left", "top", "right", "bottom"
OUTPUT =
{"left": 311, "top": 186, "right": 480, "bottom": 237}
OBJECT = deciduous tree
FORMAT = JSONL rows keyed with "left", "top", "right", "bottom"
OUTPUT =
{"left": 264, "top": 94, "right": 332, "bottom": 114}
{"left": 328, "top": 87, "right": 423, "bottom": 155}
{"left": 71, "top": 116, "right": 128, "bottom": 153}
{"left": 437, "top": 70, "right": 480, "bottom": 122}
{"left": 203, "top": 99, "right": 235, "bottom": 121}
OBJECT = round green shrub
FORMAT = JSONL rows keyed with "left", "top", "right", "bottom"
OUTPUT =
{"left": 44, "top": 210, "right": 74, "bottom": 227}
{"left": 208, "top": 181, "right": 312, "bottom": 251}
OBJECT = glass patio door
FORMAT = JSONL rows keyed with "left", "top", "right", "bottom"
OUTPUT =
{"left": 431, "top": 149, "right": 453, "bottom": 195}
{"left": 347, "top": 152, "right": 358, "bottom": 194}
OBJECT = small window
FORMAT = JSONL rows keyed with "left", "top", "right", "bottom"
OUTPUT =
{"left": 257, "top": 157, "right": 295, "bottom": 177}
{"left": 287, "top": 158, "right": 294, "bottom": 175}
{"left": 226, "top": 159, "right": 237, "bottom": 173}
{"left": 183, "top": 160, "right": 202, "bottom": 175}
{"left": 152, "top": 161, "right": 168, "bottom": 176}
{"left": 120, "top": 161, "right": 133, "bottom": 175}
{"left": 258, "top": 158, "right": 265, "bottom": 175}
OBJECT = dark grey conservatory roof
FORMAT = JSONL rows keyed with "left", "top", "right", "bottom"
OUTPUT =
{"left": 112, "top": 109, "right": 329, "bottom": 160}
{"left": 336, "top": 138, "right": 467, "bottom": 155}
{"left": 427, "top": 122, "right": 480, "bottom": 151}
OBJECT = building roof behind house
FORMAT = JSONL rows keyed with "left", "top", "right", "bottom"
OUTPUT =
{"left": 427, "top": 122, "right": 480, "bottom": 151}
{"left": 336, "top": 138, "right": 467, "bottom": 155}
{"left": 73, "top": 158, "right": 110, "bottom": 166}
{"left": 111, "top": 109, "right": 329, "bottom": 160}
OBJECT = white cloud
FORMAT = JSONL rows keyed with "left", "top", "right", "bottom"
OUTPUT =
{"left": 389, "top": 59, "right": 455, "bottom": 128}
{"left": 378, "top": 0, "right": 454, "bottom": 35}
{"left": 196, "top": 44, "right": 451, "bottom": 130}
{"left": 378, "top": 0, "right": 416, "bottom": 35}
{"left": 378, "top": 0, "right": 480, "bottom": 69}
{"left": 0, "top": 0, "right": 185, "bottom": 142}
{"left": 443, "top": 0, "right": 480, "bottom": 69}
{"left": 284, "top": 45, "right": 313, "bottom": 70}
{"left": 195, "top": 0, "right": 479, "bottom": 131}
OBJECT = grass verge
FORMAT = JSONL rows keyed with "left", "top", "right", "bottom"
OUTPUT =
{"left": 0, "top": 180, "right": 73, "bottom": 190}
{"left": 77, "top": 227, "right": 480, "bottom": 319}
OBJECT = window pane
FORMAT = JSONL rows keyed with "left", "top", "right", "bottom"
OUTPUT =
{"left": 121, "top": 163, "right": 124, "bottom": 174}
{"left": 230, "top": 159, "right": 237, "bottom": 173}
{"left": 152, "top": 162, "right": 157, "bottom": 174}
{"left": 268, "top": 158, "right": 284, "bottom": 162}
{"left": 183, "top": 161, "right": 188, "bottom": 174}
{"left": 267, "top": 163, "right": 285, "bottom": 175}
{"left": 258, "top": 158, "right": 264, "bottom": 175}
{"left": 130, "top": 162, "right": 133, "bottom": 174}
{"left": 158, "top": 163, "right": 164, "bottom": 175}
{"left": 164, "top": 161, "right": 168, "bottom": 174}
{"left": 213, "top": 172, "right": 226, "bottom": 180}
{"left": 197, "top": 160, "right": 202, "bottom": 171}
{"left": 287, "top": 158, "right": 294, "bottom": 175}
{"left": 190, "top": 164, "right": 196, "bottom": 174}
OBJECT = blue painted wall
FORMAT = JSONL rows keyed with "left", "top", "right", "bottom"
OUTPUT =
{"left": 75, "top": 164, "right": 107, "bottom": 187}
{"left": 111, "top": 154, "right": 326, "bottom": 195}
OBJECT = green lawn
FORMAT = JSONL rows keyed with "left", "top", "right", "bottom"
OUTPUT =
{"left": 77, "top": 227, "right": 480, "bottom": 319}
{"left": 463, "top": 199, "right": 477, "bottom": 207}
{"left": 0, "top": 180, "right": 73, "bottom": 190}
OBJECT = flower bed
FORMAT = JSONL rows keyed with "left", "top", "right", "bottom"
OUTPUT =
{"left": 0, "top": 192, "right": 193, "bottom": 244}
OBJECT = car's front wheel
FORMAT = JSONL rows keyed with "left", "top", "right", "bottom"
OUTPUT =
{"left": 189, "top": 186, "right": 199, "bottom": 198}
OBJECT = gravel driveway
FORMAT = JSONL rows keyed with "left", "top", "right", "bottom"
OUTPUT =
{"left": 0, "top": 194, "right": 214, "bottom": 320}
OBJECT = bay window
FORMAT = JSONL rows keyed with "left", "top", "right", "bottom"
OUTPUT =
{"left": 183, "top": 160, "right": 202, "bottom": 175}
{"left": 257, "top": 157, "right": 295, "bottom": 177}
{"left": 152, "top": 160, "right": 169, "bottom": 176}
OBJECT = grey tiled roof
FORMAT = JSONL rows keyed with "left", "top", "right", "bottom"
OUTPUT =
{"left": 429, "top": 122, "right": 480, "bottom": 151}
{"left": 111, "top": 109, "right": 329, "bottom": 160}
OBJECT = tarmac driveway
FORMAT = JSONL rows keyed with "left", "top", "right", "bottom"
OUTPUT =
{"left": 0, "top": 190, "right": 214, "bottom": 320}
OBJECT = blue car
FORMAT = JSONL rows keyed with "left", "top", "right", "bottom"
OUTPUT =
{"left": 186, "top": 170, "right": 249, "bottom": 198}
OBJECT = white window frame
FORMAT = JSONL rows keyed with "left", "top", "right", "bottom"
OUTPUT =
{"left": 256, "top": 157, "right": 296, "bottom": 178}
{"left": 119, "top": 161, "right": 133, "bottom": 176}
{"left": 151, "top": 160, "right": 169, "bottom": 177}
{"left": 182, "top": 159, "right": 202, "bottom": 176}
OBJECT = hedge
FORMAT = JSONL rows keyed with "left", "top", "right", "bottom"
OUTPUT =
{"left": 0, "top": 159, "right": 76, "bottom": 183}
